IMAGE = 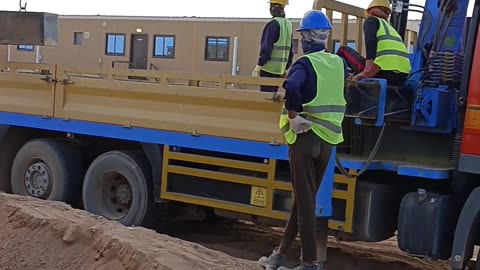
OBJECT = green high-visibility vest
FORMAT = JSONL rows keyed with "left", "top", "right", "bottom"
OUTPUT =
{"left": 279, "top": 51, "right": 346, "bottom": 145}
{"left": 261, "top": 17, "right": 293, "bottom": 75}
{"left": 374, "top": 17, "right": 412, "bottom": 74}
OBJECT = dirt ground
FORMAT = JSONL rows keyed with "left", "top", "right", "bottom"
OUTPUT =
{"left": 170, "top": 221, "right": 451, "bottom": 270}
{"left": 0, "top": 192, "right": 455, "bottom": 270}
{"left": 0, "top": 193, "right": 257, "bottom": 270}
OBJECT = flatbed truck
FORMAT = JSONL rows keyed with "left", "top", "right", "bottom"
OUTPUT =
{"left": 0, "top": 0, "right": 479, "bottom": 268}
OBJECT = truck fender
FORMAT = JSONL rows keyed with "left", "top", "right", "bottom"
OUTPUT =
{"left": 451, "top": 187, "right": 480, "bottom": 270}
{"left": 140, "top": 143, "right": 164, "bottom": 202}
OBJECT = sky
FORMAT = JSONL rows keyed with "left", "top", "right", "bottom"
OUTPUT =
{"left": 0, "top": 0, "right": 474, "bottom": 19}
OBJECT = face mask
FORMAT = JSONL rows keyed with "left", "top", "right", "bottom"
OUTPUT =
{"left": 301, "top": 40, "right": 326, "bottom": 54}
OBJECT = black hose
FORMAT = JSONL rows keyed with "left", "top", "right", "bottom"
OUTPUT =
{"left": 335, "top": 123, "right": 388, "bottom": 178}
{"left": 404, "top": 3, "right": 426, "bottom": 9}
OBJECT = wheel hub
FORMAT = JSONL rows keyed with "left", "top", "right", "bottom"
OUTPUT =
{"left": 116, "top": 184, "right": 132, "bottom": 204}
{"left": 97, "top": 172, "right": 133, "bottom": 221}
{"left": 24, "top": 162, "right": 50, "bottom": 198}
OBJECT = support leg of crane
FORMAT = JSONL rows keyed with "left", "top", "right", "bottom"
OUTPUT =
{"left": 316, "top": 217, "right": 329, "bottom": 265}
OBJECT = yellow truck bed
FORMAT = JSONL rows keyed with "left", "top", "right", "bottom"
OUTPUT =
{"left": 0, "top": 62, "right": 287, "bottom": 145}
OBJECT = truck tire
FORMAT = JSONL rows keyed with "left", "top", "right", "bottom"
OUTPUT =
{"left": 11, "top": 138, "right": 83, "bottom": 205}
{"left": 82, "top": 150, "right": 173, "bottom": 229}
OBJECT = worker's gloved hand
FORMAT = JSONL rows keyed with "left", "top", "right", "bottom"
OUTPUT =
{"left": 289, "top": 115, "right": 313, "bottom": 134}
{"left": 252, "top": 65, "right": 262, "bottom": 77}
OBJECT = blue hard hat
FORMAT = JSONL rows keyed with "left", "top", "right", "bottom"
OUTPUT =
{"left": 297, "top": 10, "right": 332, "bottom": 31}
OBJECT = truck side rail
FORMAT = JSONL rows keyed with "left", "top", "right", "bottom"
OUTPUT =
{"left": 313, "top": 0, "right": 418, "bottom": 54}
{"left": 0, "top": 62, "right": 56, "bottom": 118}
{"left": 52, "top": 64, "right": 287, "bottom": 144}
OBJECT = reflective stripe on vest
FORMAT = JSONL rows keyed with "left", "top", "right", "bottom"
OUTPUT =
{"left": 280, "top": 112, "right": 344, "bottom": 135}
{"left": 278, "top": 52, "right": 346, "bottom": 145}
{"left": 374, "top": 17, "right": 412, "bottom": 75}
{"left": 261, "top": 17, "right": 293, "bottom": 75}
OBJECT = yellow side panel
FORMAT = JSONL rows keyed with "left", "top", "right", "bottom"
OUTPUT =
{"left": 54, "top": 66, "right": 286, "bottom": 144}
{"left": 0, "top": 62, "right": 56, "bottom": 117}
{"left": 161, "top": 147, "right": 358, "bottom": 233}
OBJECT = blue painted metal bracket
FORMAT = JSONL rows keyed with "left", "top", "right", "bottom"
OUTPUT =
{"left": 413, "top": 86, "right": 449, "bottom": 127}
{"left": 337, "top": 157, "right": 452, "bottom": 180}
{"left": 315, "top": 146, "right": 335, "bottom": 218}
{"left": 402, "top": 86, "right": 458, "bottom": 134}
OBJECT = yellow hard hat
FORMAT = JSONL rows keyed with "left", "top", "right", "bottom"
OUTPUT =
{"left": 367, "top": 0, "right": 391, "bottom": 11}
{"left": 269, "top": 0, "right": 289, "bottom": 6}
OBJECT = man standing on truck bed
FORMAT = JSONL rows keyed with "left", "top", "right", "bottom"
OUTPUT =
{"left": 336, "top": 0, "right": 411, "bottom": 86}
{"left": 258, "top": 10, "right": 347, "bottom": 270}
{"left": 252, "top": 0, "right": 294, "bottom": 92}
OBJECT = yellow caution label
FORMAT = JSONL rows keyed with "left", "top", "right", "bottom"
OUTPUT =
{"left": 465, "top": 106, "right": 480, "bottom": 129}
{"left": 250, "top": 186, "right": 267, "bottom": 207}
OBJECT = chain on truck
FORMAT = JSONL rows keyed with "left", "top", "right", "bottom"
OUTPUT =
{"left": 0, "top": 0, "right": 479, "bottom": 268}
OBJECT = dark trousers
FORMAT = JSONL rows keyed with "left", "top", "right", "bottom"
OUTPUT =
{"left": 278, "top": 131, "right": 333, "bottom": 263}
{"left": 336, "top": 45, "right": 408, "bottom": 86}
{"left": 260, "top": 70, "right": 281, "bottom": 92}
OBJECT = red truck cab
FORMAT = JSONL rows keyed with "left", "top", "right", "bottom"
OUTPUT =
{"left": 459, "top": 25, "right": 480, "bottom": 174}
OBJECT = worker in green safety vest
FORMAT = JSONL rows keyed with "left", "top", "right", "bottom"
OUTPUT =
{"left": 252, "top": 0, "right": 294, "bottom": 92}
{"left": 258, "top": 10, "right": 347, "bottom": 270}
{"left": 335, "top": 0, "right": 411, "bottom": 86}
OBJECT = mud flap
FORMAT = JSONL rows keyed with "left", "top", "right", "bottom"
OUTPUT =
{"left": 0, "top": 125, "right": 8, "bottom": 141}
{"left": 140, "top": 143, "right": 164, "bottom": 203}
{"left": 451, "top": 187, "right": 480, "bottom": 270}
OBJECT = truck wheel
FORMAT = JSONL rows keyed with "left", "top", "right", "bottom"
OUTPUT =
{"left": 11, "top": 138, "right": 83, "bottom": 204}
{"left": 82, "top": 150, "right": 168, "bottom": 228}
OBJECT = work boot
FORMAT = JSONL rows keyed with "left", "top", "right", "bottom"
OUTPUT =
{"left": 258, "top": 248, "right": 286, "bottom": 269}
{"left": 278, "top": 262, "right": 325, "bottom": 270}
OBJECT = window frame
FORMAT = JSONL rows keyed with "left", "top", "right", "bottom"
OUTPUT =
{"left": 152, "top": 34, "right": 176, "bottom": 59}
{"left": 333, "top": 39, "right": 357, "bottom": 53}
{"left": 105, "top": 33, "right": 126, "bottom": 56}
{"left": 204, "top": 36, "right": 230, "bottom": 62}
{"left": 73, "top": 32, "right": 83, "bottom": 45}
{"left": 17, "top": 45, "right": 34, "bottom": 51}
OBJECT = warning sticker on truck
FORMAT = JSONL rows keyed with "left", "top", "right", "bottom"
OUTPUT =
{"left": 250, "top": 186, "right": 267, "bottom": 207}
{"left": 465, "top": 106, "right": 480, "bottom": 129}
